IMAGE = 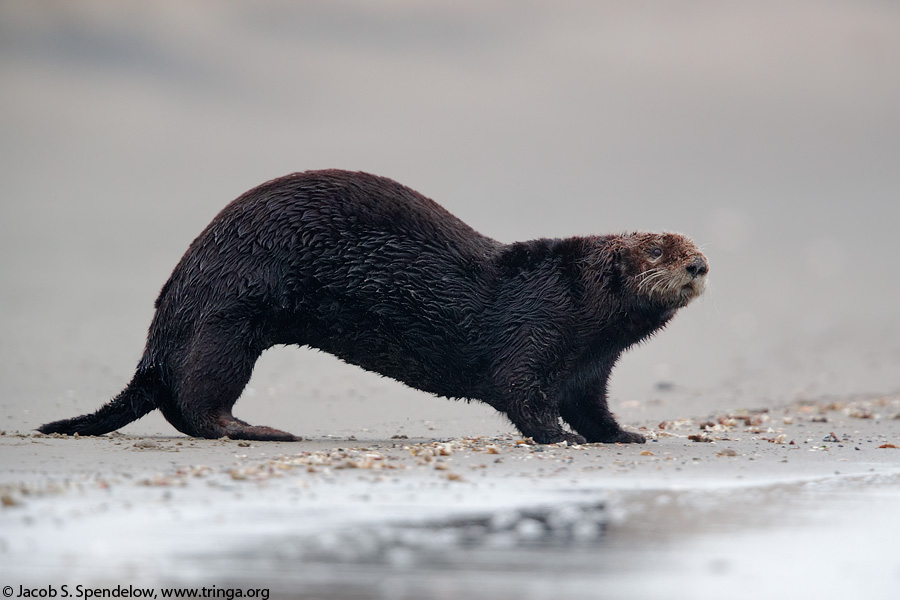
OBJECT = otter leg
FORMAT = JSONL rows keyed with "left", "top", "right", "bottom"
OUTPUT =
{"left": 505, "top": 397, "right": 586, "bottom": 445}
{"left": 558, "top": 365, "right": 645, "bottom": 444}
{"left": 167, "top": 319, "right": 299, "bottom": 442}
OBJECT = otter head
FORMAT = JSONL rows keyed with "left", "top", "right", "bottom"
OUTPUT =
{"left": 617, "top": 232, "right": 708, "bottom": 309}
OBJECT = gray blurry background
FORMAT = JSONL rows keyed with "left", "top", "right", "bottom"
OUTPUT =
{"left": 2, "top": 0, "right": 898, "bottom": 439}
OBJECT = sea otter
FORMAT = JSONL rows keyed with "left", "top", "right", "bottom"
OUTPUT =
{"left": 39, "top": 170, "right": 708, "bottom": 444}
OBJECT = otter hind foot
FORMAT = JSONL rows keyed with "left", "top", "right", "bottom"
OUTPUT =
{"left": 585, "top": 429, "right": 645, "bottom": 444}
{"left": 611, "top": 430, "right": 646, "bottom": 444}
{"left": 530, "top": 431, "right": 588, "bottom": 446}
{"left": 219, "top": 417, "right": 300, "bottom": 442}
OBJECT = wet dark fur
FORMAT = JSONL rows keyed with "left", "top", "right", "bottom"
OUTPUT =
{"left": 39, "top": 170, "right": 708, "bottom": 444}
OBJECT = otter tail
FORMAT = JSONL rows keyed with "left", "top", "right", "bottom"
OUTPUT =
{"left": 38, "top": 368, "right": 160, "bottom": 436}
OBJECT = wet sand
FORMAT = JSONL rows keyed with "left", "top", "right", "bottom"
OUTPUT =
{"left": 2, "top": 2, "right": 900, "bottom": 598}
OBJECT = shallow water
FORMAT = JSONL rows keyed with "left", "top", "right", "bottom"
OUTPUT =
{"left": 4, "top": 471, "right": 899, "bottom": 599}
{"left": 208, "top": 479, "right": 900, "bottom": 600}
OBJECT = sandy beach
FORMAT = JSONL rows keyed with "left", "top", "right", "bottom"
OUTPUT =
{"left": 3, "top": 396, "right": 900, "bottom": 598}
{"left": 2, "top": 2, "right": 899, "bottom": 598}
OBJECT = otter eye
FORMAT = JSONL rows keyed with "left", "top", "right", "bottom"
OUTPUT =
{"left": 650, "top": 247, "right": 663, "bottom": 259}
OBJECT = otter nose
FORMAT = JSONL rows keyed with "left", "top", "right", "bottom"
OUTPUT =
{"left": 686, "top": 256, "right": 708, "bottom": 278}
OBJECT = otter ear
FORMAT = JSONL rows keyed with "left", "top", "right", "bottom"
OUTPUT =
{"left": 609, "top": 236, "right": 643, "bottom": 278}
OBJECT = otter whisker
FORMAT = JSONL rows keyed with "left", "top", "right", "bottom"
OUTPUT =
{"left": 643, "top": 280, "right": 671, "bottom": 299}
{"left": 650, "top": 278, "right": 671, "bottom": 298}
{"left": 635, "top": 266, "right": 666, "bottom": 280}
{"left": 635, "top": 268, "right": 666, "bottom": 285}
{"left": 637, "top": 270, "right": 669, "bottom": 294}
